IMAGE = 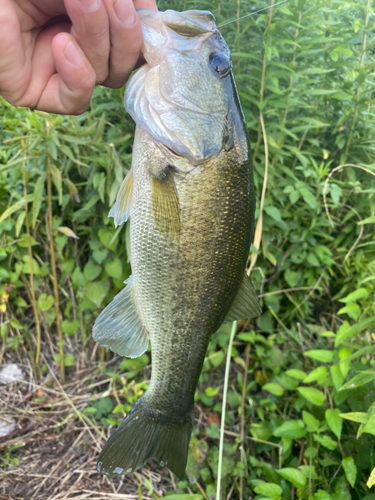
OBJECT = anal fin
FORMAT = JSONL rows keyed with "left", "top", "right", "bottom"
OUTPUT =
{"left": 150, "top": 167, "right": 180, "bottom": 236}
{"left": 224, "top": 273, "right": 262, "bottom": 322}
{"left": 109, "top": 168, "right": 133, "bottom": 228}
{"left": 92, "top": 276, "right": 149, "bottom": 358}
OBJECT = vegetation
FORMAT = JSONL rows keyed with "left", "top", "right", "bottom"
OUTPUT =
{"left": 0, "top": 0, "right": 375, "bottom": 498}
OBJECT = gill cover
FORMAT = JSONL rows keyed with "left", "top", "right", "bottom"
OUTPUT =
{"left": 125, "top": 10, "right": 232, "bottom": 164}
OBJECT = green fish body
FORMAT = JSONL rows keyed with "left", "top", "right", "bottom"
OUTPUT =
{"left": 93, "top": 8, "right": 261, "bottom": 478}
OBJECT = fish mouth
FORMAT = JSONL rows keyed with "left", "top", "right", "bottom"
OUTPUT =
{"left": 164, "top": 146, "right": 182, "bottom": 158}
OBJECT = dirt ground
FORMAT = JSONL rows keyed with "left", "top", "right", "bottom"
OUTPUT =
{"left": 0, "top": 355, "right": 174, "bottom": 500}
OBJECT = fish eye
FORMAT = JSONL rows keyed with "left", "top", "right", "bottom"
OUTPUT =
{"left": 209, "top": 52, "right": 230, "bottom": 76}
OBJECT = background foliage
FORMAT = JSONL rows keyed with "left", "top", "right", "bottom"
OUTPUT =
{"left": 0, "top": 0, "right": 375, "bottom": 498}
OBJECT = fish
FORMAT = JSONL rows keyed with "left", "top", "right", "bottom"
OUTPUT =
{"left": 92, "top": 8, "right": 261, "bottom": 479}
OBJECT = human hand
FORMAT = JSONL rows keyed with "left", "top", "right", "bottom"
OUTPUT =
{"left": 0, "top": 0, "right": 157, "bottom": 115}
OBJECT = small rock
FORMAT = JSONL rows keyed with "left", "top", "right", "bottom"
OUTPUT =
{"left": 0, "top": 364, "right": 25, "bottom": 385}
{"left": 0, "top": 417, "right": 16, "bottom": 437}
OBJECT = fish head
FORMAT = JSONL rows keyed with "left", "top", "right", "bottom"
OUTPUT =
{"left": 125, "top": 9, "right": 242, "bottom": 166}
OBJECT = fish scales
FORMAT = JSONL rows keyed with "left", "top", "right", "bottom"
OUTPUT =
{"left": 131, "top": 126, "right": 253, "bottom": 415}
{"left": 93, "top": 8, "right": 261, "bottom": 479}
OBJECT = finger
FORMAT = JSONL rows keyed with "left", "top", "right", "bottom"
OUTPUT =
{"left": 133, "top": 0, "right": 158, "bottom": 9}
{"left": 0, "top": 0, "right": 31, "bottom": 104}
{"left": 101, "top": 0, "right": 144, "bottom": 89}
{"left": 35, "top": 32, "right": 96, "bottom": 114}
{"left": 64, "top": 0, "right": 110, "bottom": 84}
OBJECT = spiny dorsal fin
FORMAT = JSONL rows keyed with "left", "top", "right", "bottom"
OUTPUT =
{"left": 150, "top": 168, "right": 180, "bottom": 236}
{"left": 224, "top": 273, "right": 262, "bottom": 322}
{"left": 92, "top": 276, "right": 149, "bottom": 358}
{"left": 109, "top": 169, "right": 133, "bottom": 228}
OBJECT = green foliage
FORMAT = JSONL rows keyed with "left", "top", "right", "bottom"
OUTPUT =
{"left": 0, "top": 0, "right": 374, "bottom": 498}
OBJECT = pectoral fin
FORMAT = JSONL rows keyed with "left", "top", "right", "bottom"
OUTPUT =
{"left": 109, "top": 169, "right": 133, "bottom": 228}
{"left": 150, "top": 168, "right": 180, "bottom": 236}
{"left": 92, "top": 276, "right": 149, "bottom": 358}
{"left": 224, "top": 273, "right": 262, "bottom": 322}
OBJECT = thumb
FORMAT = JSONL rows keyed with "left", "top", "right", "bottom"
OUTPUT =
{"left": 36, "top": 32, "right": 96, "bottom": 115}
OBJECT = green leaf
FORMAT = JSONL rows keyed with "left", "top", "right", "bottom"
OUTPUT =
{"left": 264, "top": 206, "right": 282, "bottom": 222}
{"left": 302, "top": 411, "right": 320, "bottom": 432}
{"left": 339, "top": 348, "right": 351, "bottom": 378}
{"left": 299, "top": 465, "right": 320, "bottom": 480}
{"left": 105, "top": 258, "right": 123, "bottom": 279}
{"left": 358, "top": 215, "right": 375, "bottom": 225}
{"left": 276, "top": 468, "right": 306, "bottom": 488}
{"left": 31, "top": 172, "right": 47, "bottom": 228}
{"left": 0, "top": 195, "right": 33, "bottom": 225}
{"left": 273, "top": 420, "right": 306, "bottom": 438}
{"left": 339, "top": 371, "right": 375, "bottom": 391}
{"left": 299, "top": 187, "right": 317, "bottom": 209}
{"left": 62, "top": 319, "right": 80, "bottom": 336}
{"left": 361, "top": 413, "right": 375, "bottom": 436}
{"left": 85, "top": 280, "right": 109, "bottom": 308}
{"left": 84, "top": 262, "right": 101, "bottom": 281}
{"left": 284, "top": 269, "right": 301, "bottom": 288}
{"left": 342, "top": 457, "right": 357, "bottom": 487}
{"left": 313, "top": 434, "right": 337, "bottom": 450}
{"left": 164, "top": 496, "right": 203, "bottom": 500}
{"left": 367, "top": 467, "right": 375, "bottom": 489}
{"left": 205, "top": 386, "right": 220, "bottom": 397}
{"left": 330, "top": 365, "right": 344, "bottom": 391}
{"left": 303, "top": 366, "right": 328, "bottom": 384}
{"left": 17, "top": 234, "right": 39, "bottom": 248}
{"left": 325, "top": 409, "right": 342, "bottom": 439}
{"left": 263, "top": 383, "right": 284, "bottom": 396}
{"left": 339, "top": 288, "right": 369, "bottom": 303}
{"left": 21, "top": 255, "right": 40, "bottom": 274}
{"left": 304, "top": 350, "right": 333, "bottom": 363}
{"left": 50, "top": 163, "right": 63, "bottom": 205}
{"left": 254, "top": 482, "right": 282, "bottom": 500}
{"left": 337, "top": 303, "right": 361, "bottom": 320}
{"left": 335, "top": 317, "right": 375, "bottom": 347}
{"left": 93, "top": 248, "right": 108, "bottom": 264}
{"left": 285, "top": 369, "right": 307, "bottom": 380}
{"left": 340, "top": 412, "right": 368, "bottom": 424}
{"left": 334, "top": 321, "right": 351, "bottom": 346}
{"left": 97, "top": 396, "right": 114, "bottom": 415}
{"left": 297, "top": 387, "right": 325, "bottom": 406}
{"left": 38, "top": 294, "right": 54, "bottom": 312}
{"left": 98, "top": 228, "right": 118, "bottom": 252}
{"left": 83, "top": 406, "right": 97, "bottom": 415}
{"left": 15, "top": 211, "right": 26, "bottom": 237}
{"left": 313, "top": 490, "right": 332, "bottom": 500}
{"left": 209, "top": 351, "right": 224, "bottom": 368}
{"left": 63, "top": 353, "right": 75, "bottom": 367}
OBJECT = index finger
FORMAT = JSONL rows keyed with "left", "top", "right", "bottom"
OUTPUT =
{"left": 133, "top": 0, "right": 157, "bottom": 8}
{"left": 0, "top": 0, "right": 30, "bottom": 105}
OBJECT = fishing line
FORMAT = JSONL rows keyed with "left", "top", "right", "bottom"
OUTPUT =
{"left": 218, "top": 0, "right": 289, "bottom": 27}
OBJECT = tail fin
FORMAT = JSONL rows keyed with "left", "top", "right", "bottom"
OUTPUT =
{"left": 97, "top": 397, "right": 193, "bottom": 479}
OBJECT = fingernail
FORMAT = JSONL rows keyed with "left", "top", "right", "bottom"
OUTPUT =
{"left": 80, "top": 0, "right": 101, "bottom": 11}
{"left": 113, "top": 0, "right": 137, "bottom": 26}
{"left": 64, "top": 41, "right": 83, "bottom": 66}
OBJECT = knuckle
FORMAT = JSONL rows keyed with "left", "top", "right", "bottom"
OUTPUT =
{"left": 96, "top": 68, "right": 110, "bottom": 85}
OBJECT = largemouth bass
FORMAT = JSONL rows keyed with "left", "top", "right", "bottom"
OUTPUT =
{"left": 93, "top": 8, "right": 261, "bottom": 479}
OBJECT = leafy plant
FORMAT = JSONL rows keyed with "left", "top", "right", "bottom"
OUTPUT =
{"left": 0, "top": 0, "right": 374, "bottom": 498}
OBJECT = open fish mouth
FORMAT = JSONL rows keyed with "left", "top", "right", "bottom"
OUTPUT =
{"left": 124, "top": 9, "right": 232, "bottom": 165}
